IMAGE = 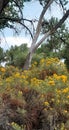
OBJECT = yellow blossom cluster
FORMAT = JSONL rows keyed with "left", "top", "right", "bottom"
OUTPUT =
{"left": 31, "top": 77, "right": 43, "bottom": 87}
{"left": 48, "top": 80, "right": 55, "bottom": 86}
{"left": 62, "top": 87, "right": 69, "bottom": 93}
{"left": 53, "top": 74, "right": 67, "bottom": 83}
{"left": 0, "top": 67, "right": 5, "bottom": 72}
{"left": 44, "top": 101, "right": 49, "bottom": 106}
{"left": 11, "top": 122, "right": 24, "bottom": 130}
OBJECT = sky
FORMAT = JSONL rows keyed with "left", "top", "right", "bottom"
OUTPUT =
{"left": 0, "top": 0, "right": 69, "bottom": 50}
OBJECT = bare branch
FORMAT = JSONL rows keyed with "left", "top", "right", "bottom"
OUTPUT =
{"left": 32, "top": 0, "right": 54, "bottom": 45}
{"left": 59, "top": 0, "right": 65, "bottom": 10}
{"left": 33, "top": 9, "right": 69, "bottom": 52}
{"left": 52, "top": 9, "right": 69, "bottom": 32}
{"left": 0, "top": 16, "right": 33, "bottom": 23}
{"left": 55, "top": 0, "right": 66, "bottom": 13}
{"left": 0, "top": 16, "right": 33, "bottom": 38}
{"left": 19, "top": 22, "right": 33, "bottom": 39}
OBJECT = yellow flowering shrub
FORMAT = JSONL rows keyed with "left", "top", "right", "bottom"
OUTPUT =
{"left": 0, "top": 57, "right": 69, "bottom": 130}
{"left": 39, "top": 57, "right": 67, "bottom": 76}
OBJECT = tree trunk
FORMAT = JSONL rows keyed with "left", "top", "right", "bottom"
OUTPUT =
{"left": 23, "top": 51, "right": 33, "bottom": 70}
{"left": 23, "top": 0, "right": 54, "bottom": 70}
{"left": 23, "top": 9, "right": 69, "bottom": 70}
{"left": 0, "top": 0, "right": 9, "bottom": 14}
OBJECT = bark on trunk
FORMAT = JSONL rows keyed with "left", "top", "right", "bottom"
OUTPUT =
{"left": 23, "top": 51, "right": 33, "bottom": 70}
{"left": 0, "top": 0, "right": 3, "bottom": 14}
{"left": 0, "top": 0, "right": 9, "bottom": 14}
